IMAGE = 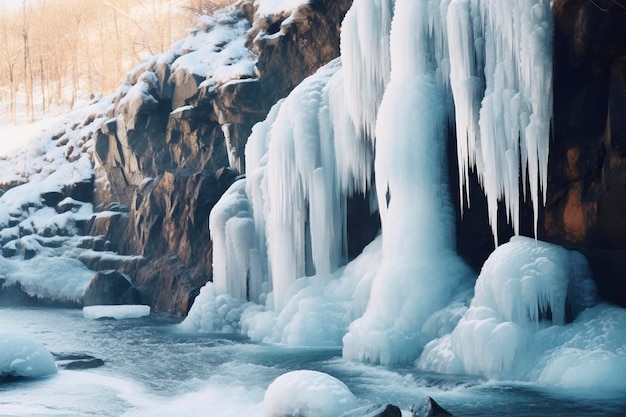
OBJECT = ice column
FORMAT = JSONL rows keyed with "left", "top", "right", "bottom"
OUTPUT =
{"left": 208, "top": 179, "right": 258, "bottom": 301}
{"left": 342, "top": 0, "right": 470, "bottom": 365}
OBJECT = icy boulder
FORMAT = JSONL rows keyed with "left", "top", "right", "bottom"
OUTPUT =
{"left": 263, "top": 370, "right": 359, "bottom": 417}
{"left": 0, "top": 333, "right": 57, "bottom": 379}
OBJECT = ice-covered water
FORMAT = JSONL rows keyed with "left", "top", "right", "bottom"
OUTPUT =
{"left": 1, "top": 307, "right": 625, "bottom": 417}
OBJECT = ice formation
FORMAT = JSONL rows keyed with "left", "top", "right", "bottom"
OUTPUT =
{"left": 342, "top": 0, "right": 471, "bottom": 365}
{"left": 0, "top": 333, "right": 57, "bottom": 379}
{"left": 263, "top": 370, "right": 358, "bottom": 417}
{"left": 185, "top": 0, "right": 555, "bottom": 362}
{"left": 417, "top": 236, "right": 599, "bottom": 379}
{"left": 191, "top": 57, "right": 373, "bottom": 314}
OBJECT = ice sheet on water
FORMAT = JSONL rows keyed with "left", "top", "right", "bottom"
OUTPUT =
{"left": 0, "top": 333, "right": 57, "bottom": 379}
{"left": 263, "top": 370, "right": 358, "bottom": 417}
{"left": 83, "top": 305, "right": 151, "bottom": 320}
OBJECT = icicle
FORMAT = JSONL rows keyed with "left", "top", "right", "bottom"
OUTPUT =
{"left": 448, "top": 0, "right": 553, "bottom": 243}
{"left": 341, "top": 0, "right": 394, "bottom": 143}
{"left": 208, "top": 179, "right": 256, "bottom": 300}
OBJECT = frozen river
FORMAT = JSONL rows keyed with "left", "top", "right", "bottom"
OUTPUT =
{"left": 1, "top": 307, "right": 625, "bottom": 416}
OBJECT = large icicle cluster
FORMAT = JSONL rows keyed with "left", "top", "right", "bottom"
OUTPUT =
{"left": 188, "top": 57, "right": 373, "bottom": 315}
{"left": 186, "top": 0, "right": 554, "bottom": 359}
{"left": 448, "top": 0, "right": 553, "bottom": 241}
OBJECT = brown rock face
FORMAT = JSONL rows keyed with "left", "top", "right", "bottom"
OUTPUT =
{"left": 247, "top": 0, "right": 353, "bottom": 106}
{"left": 540, "top": 1, "right": 626, "bottom": 306}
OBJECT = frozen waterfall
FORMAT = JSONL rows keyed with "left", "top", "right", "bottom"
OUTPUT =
{"left": 182, "top": 0, "right": 626, "bottom": 391}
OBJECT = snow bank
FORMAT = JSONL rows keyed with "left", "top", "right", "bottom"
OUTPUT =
{"left": 0, "top": 333, "right": 57, "bottom": 379}
{"left": 83, "top": 305, "right": 151, "bottom": 320}
{"left": 173, "top": 13, "right": 254, "bottom": 91}
{"left": 263, "top": 370, "right": 358, "bottom": 417}
{"left": 4, "top": 256, "right": 94, "bottom": 302}
{"left": 0, "top": 99, "right": 112, "bottom": 303}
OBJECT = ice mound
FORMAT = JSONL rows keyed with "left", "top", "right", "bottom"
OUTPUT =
{"left": 263, "top": 370, "right": 358, "bottom": 417}
{"left": 178, "top": 282, "right": 251, "bottom": 333}
{"left": 0, "top": 333, "right": 57, "bottom": 379}
{"left": 418, "top": 236, "right": 600, "bottom": 380}
{"left": 182, "top": 236, "right": 382, "bottom": 346}
{"left": 528, "top": 304, "right": 626, "bottom": 395}
{"left": 83, "top": 305, "right": 151, "bottom": 320}
{"left": 473, "top": 236, "right": 597, "bottom": 327}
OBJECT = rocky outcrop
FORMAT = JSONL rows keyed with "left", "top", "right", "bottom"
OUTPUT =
{"left": 410, "top": 397, "right": 454, "bottom": 417}
{"left": 82, "top": 270, "right": 140, "bottom": 306}
{"left": 91, "top": 0, "right": 353, "bottom": 314}
{"left": 54, "top": 353, "right": 105, "bottom": 370}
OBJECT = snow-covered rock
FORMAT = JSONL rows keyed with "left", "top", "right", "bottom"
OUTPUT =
{"left": 263, "top": 370, "right": 359, "bottom": 417}
{"left": 0, "top": 333, "right": 57, "bottom": 379}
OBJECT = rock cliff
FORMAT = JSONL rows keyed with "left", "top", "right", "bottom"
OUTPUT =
{"left": 91, "top": 0, "right": 353, "bottom": 314}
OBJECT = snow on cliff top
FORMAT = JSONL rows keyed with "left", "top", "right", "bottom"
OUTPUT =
{"left": 255, "top": 0, "right": 310, "bottom": 16}
{"left": 172, "top": 12, "right": 255, "bottom": 89}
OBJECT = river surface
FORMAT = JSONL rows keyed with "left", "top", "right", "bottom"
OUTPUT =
{"left": 1, "top": 307, "right": 624, "bottom": 417}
